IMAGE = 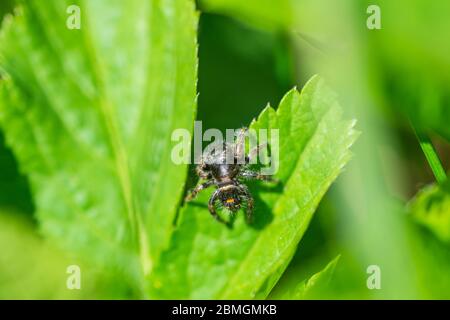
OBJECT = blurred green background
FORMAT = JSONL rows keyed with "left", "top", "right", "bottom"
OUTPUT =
{"left": 1, "top": 0, "right": 450, "bottom": 299}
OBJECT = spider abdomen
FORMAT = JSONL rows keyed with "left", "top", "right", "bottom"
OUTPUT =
{"left": 217, "top": 183, "right": 242, "bottom": 212}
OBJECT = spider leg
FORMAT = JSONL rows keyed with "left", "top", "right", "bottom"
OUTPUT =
{"left": 235, "top": 127, "right": 247, "bottom": 164}
{"left": 237, "top": 183, "right": 254, "bottom": 224}
{"left": 185, "top": 180, "right": 214, "bottom": 202}
{"left": 246, "top": 142, "right": 268, "bottom": 164}
{"left": 241, "top": 170, "right": 278, "bottom": 183}
{"left": 196, "top": 161, "right": 211, "bottom": 179}
{"left": 208, "top": 189, "right": 229, "bottom": 225}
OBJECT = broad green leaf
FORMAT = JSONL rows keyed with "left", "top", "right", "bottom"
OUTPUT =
{"left": 149, "top": 76, "right": 358, "bottom": 299}
{"left": 0, "top": 0, "right": 198, "bottom": 296}
{"left": 269, "top": 255, "right": 340, "bottom": 299}
{"left": 408, "top": 181, "right": 450, "bottom": 244}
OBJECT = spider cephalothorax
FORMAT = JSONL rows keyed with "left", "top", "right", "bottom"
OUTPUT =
{"left": 185, "top": 128, "right": 277, "bottom": 225}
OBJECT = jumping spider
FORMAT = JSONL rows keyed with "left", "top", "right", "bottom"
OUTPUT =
{"left": 185, "top": 128, "right": 277, "bottom": 226}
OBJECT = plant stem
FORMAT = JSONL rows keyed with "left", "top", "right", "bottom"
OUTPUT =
{"left": 415, "top": 130, "right": 447, "bottom": 185}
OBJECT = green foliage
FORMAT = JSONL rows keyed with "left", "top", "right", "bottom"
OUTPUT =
{"left": 202, "top": 0, "right": 450, "bottom": 144}
{"left": 414, "top": 131, "right": 447, "bottom": 185}
{"left": 0, "top": 132, "right": 33, "bottom": 212}
{"left": 409, "top": 181, "right": 450, "bottom": 244}
{"left": 367, "top": 0, "right": 450, "bottom": 143}
{"left": 0, "top": 0, "right": 198, "bottom": 297}
{"left": 0, "top": 0, "right": 15, "bottom": 21}
{"left": 0, "top": 0, "right": 358, "bottom": 299}
{"left": 0, "top": 209, "right": 135, "bottom": 299}
{"left": 3, "top": 0, "right": 448, "bottom": 301}
{"left": 404, "top": 216, "right": 450, "bottom": 299}
{"left": 270, "top": 255, "right": 340, "bottom": 299}
{"left": 150, "top": 77, "right": 357, "bottom": 299}
{"left": 0, "top": 210, "right": 76, "bottom": 299}
{"left": 200, "top": 0, "right": 293, "bottom": 31}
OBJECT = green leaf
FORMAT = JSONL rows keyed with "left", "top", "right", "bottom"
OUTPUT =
{"left": 404, "top": 212, "right": 450, "bottom": 299}
{"left": 270, "top": 255, "right": 340, "bottom": 299}
{"left": 149, "top": 76, "right": 358, "bottom": 299}
{"left": 0, "top": 0, "right": 198, "bottom": 297}
{"left": 413, "top": 130, "right": 447, "bottom": 185}
{"left": 409, "top": 181, "right": 450, "bottom": 244}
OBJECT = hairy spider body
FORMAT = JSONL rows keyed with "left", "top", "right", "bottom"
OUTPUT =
{"left": 185, "top": 129, "right": 276, "bottom": 225}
